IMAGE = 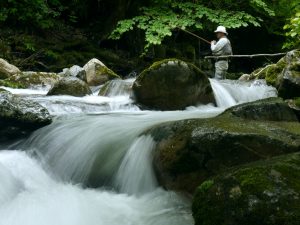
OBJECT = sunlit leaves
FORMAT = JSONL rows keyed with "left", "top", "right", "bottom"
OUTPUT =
{"left": 250, "top": 0, "right": 275, "bottom": 16}
{"left": 110, "top": 0, "right": 272, "bottom": 51}
{"left": 283, "top": 11, "right": 300, "bottom": 49}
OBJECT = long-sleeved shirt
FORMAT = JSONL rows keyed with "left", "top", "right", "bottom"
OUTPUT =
{"left": 211, "top": 37, "right": 232, "bottom": 56}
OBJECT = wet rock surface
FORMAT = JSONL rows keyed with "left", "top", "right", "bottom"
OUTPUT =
{"left": 249, "top": 50, "right": 300, "bottom": 99}
{"left": 5, "top": 71, "right": 60, "bottom": 88}
{"left": 0, "top": 58, "right": 20, "bottom": 79}
{"left": 147, "top": 99, "right": 300, "bottom": 193}
{"left": 0, "top": 91, "right": 52, "bottom": 140}
{"left": 223, "top": 97, "right": 298, "bottom": 122}
{"left": 47, "top": 77, "right": 92, "bottom": 97}
{"left": 83, "top": 58, "right": 120, "bottom": 86}
{"left": 193, "top": 152, "right": 300, "bottom": 225}
{"left": 133, "top": 59, "right": 215, "bottom": 110}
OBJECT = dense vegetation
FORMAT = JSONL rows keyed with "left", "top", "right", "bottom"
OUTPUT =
{"left": 0, "top": 0, "right": 299, "bottom": 73}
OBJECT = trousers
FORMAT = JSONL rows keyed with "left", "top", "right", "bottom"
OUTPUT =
{"left": 215, "top": 60, "right": 228, "bottom": 80}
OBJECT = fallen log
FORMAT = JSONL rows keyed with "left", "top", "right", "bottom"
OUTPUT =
{"left": 205, "top": 53, "right": 287, "bottom": 59}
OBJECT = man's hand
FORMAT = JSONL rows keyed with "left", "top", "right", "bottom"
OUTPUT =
{"left": 211, "top": 40, "right": 216, "bottom": 45}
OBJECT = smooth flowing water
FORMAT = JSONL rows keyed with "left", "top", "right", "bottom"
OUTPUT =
{"left": 0, "top": 78, "right": 277, "bottom": 225}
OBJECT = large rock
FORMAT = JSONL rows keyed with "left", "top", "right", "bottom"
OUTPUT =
{"left": 223, "top": 97, "right": 298, "bottom": 122}
{"left": 83, "top": 58, "right": 120, "bottom": 86}
{"left": 147, "top": 100, "right": 300, "bottom": 193}
{"left": 249, "top": 50, "right": 300, "bottom": 99}
{"left": 0, "top": 59, "right": 20, "bottom": 79}
{"left": 47, "top": 77, "right": 92, "bottom": 97}
{"left": 0, "top": 91, "right": 52, "bottom": 140}
{"left": 5, "top": 71, "right": 60, "bottom": 88}
{"left": 192, "top": 152, "right": 300, "bottom": 225}
{"left": 133, "top": 59, "right": 214, "bottom": 110}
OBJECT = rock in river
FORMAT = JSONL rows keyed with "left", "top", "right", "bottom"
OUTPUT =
{"left": 83, "top": 58, "right": 120, "bottom": 86}
{"left": 0, "top": 58, "right": 20, "bottom": 79}
{"left": 61, "top": 65, "right": 87, "bottom": 83}
{"left": 133, "top": 59, "right": 215, "bottom": 110}
{"left": 193, "top": 152, "right": 300, "bottom": 225}
{"left": 146, "top": 98, "right": 300, "bottom": 193}
{"left": 5, "top": 71, "right": 60, "bottom": 88}
{"left": 223, "top": 97, "right": 298, "bottom": 122}
{"left": 249, "top": 50, "right": 300, "bottom": 99}
{"left": 47, "top": 77, "right": 92, "bottom": 97}
{"left": 0, "top": 90, "right": 52, "bottom": 140}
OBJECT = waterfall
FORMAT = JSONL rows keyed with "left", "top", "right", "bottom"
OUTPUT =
{"left": 114, "top": 135, "right": 158, "bottom": 195}
{"left": 209, "top": 79, "right": 236, "bottom": 107}
{"left": 0, "top": 77, "right": 278, "bottom": 225}
{"left": 99, "top": 79, "right": 134, "bottom": 97}
{"left": 0, "top": 151, "right": 193, "bottom": 225}
{"left": 209, "top": 79, "right": 277, "bottom": 108}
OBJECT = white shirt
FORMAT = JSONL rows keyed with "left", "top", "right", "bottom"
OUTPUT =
{"left": 211, "top": 37, "right": 232, "bottom": 56}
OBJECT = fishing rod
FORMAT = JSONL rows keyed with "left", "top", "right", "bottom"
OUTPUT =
{"left": 177, "top": 27, "right": 211, "bottom": 45}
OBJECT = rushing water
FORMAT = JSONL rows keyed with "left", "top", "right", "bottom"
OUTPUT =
{"left": 0, "top": 78, "right": 277, "bottom": 225}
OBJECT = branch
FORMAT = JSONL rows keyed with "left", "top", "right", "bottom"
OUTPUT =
{"left": 205, "top": 53, "right": 287, "bottom": 59}
{"left": 177, "top": 27, "right": 211, "bottom": 45}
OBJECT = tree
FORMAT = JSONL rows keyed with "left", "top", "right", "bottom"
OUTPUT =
{"left": 283, "top": 3, "right": 300, "bottom": 49}
{"left": 110, "top": 0, "right": 275, "bottom": 51}
{"left": 0, "top": 0, "right": 66, "bottom": 29}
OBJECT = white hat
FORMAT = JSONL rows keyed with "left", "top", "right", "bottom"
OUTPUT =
{"left": 214, "top": 26, "right": 228, "bottom": 35}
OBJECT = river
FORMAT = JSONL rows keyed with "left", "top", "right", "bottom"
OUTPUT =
{"left": 0, "top": 78, "right": 276, "bottom": 225}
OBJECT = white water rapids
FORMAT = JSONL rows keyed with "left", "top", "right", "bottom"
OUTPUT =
{"left": 0, "top": 78, "right": 277, "bottom": 225}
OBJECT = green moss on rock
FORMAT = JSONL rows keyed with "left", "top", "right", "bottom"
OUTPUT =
{"left": 222, "top": 97, "right": 298, "bottom": 122}
{"left": 133, "top": 59, "right": 214, "bottom": 110}
{"left": 193, "top": 153, "right": 300, "bottom": 225}
{"left": 250, "top": 50, "right": 300, "bottom": 99}
{"left": 96, "top": 65, "right": 120, "bottom": 80}
{"left": 147, "top": 98, "right": 300, "bottom": 193}
{"left": 6, "top": 71, "right": 60, "bottom": 88}
{"left": 83, "top": 58, "right": 121, "bottom": 86}
{"left": 47, "top": 77, "right": 92, "bottom": 97}
{"left": 294, "top": 97, "right": 300, "bottom": 108}
{"left": 0, "top": 79, "right": 26, "bottom": 88}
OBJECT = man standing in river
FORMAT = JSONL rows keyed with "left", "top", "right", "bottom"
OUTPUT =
{"left": 211, "top": 26, "right": 233, "bottom": 80}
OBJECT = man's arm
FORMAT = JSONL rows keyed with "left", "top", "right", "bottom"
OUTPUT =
{"left": 211, "top": 38, "right": 228, "bottom": 53}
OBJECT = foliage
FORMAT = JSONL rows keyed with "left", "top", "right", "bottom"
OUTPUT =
{"left": 110, "top": 0, "right": 275, "bottom": 51}
{"left": 283, "top": 10, "right": 300, "bottom": 49}
{"left": 0, "top": 0, "right": 64, "bottom": 29}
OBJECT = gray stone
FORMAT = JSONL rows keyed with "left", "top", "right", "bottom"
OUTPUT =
{"left": 83, "top": 58, "right": 120, "bottom": 86}
{"left": 0, "top": 91, "right": 52, "bottom": 140}
{"left": 133, "top": 59, "right": 215, "bottom": 110}
{"left": 0, "top": 58, "right": 21, "bottom": 79}
{"left": 47, "top": 77, "right": 92, "bottom": 97}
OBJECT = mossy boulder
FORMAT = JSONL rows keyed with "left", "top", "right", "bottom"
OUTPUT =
{"left": 223, "top": 97, "right": 298, "bottom": 122}
{"left": 0, "top": 58, "right": 20, "bottom": 79}
{"left": 287, "top": 98, "right": 300, "bottom": 121}
{"left": 250, "top": 50, "right": 300, "bottom": 99}
{"left": 133, "top": 59, "right": 214, "bottom": 110}
{"left": 147, "top": 100, "right": 300, "bottom": 193}
{"left": 0, "top": 79, "right": 26, "bottom": 89}
{"left": 0, "top": 91, "right": 52, "bottom": 140}
{"left": 47, "top": 77, "right": 92, "bottom": 97}
{"left": 83, "top": 58, "right": 121, "bottom": 86}
{"left": 192, "top": 152, "right": 300, "bottom": 225}
{"left": 0, "top": 88, "right": 8, "bottom": 93}
{"left": 278, "top": 51, "right": 300, "bottom": 99}
{"left": 5, "top": 71, "right": 60, "bottom": 88}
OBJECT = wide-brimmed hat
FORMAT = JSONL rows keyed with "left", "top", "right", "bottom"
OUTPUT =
{"left": 214, "top": 26, "right": 228, "bottom": 35}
